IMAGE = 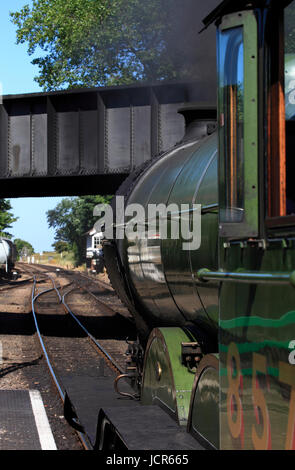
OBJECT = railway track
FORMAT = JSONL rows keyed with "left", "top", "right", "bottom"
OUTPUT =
{"left": 3, "top": 268, "right": 199, "bottom": 451}
{"left": 76, "top": 270, "right": 114, "bottom": 292}
{"left": 19, "top": 262, "right": 113, "bottom": 290}
{"left": 62, "top": 286, "right": 125, "bottom": 375}
{"left": 0, "top": 277, "right": 34, "bottom": 292}
{"left": 0, "top": 264, "right": 36, "bottom": 291}
{"left": 31, "top": 273, "right": 90, "bottom": 449}
{"left": 17, "top": 262, "right": 131, "bottom": 322}
{"left": 24, "top": 264, "right": 136, "bottom": 449}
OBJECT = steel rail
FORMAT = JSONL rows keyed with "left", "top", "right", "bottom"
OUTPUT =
{"left": 72, "top": 270, "right": 114, "bottom": 292}
{"left": 62, "top": 286, "right": 124, "bottom": 375}
{"left": 74, "top": 282, "right": 133, "bottom": 321}
{"left": 31, "top": 262, "right": 132, "bottom": 326}
{"left": 22, "top": 262, "right": 114, "bottom": 292}
{"left": 31, "top": 276, "right": 65, "bottom": 400}
{"left": 30, "top": 269, "right": 131, "bottom": 449}
{"left": 0, "top": 277, "right": 34, "bottom": 291}
{"left": 31, "top": 274, "right": 91, "bottom": 450}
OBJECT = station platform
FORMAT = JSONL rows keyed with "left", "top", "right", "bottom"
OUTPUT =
{"left": 0, "top": 389, "right": 56, "bottom": 450}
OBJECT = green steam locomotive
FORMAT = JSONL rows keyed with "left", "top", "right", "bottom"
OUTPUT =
{"left": 103, "top": 0, "right": 295, "bottom": 450}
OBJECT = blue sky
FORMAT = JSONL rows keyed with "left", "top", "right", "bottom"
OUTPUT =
{"left": 9, "top": 197, "right": 65, "bottom": 253}
{"left": 0, "top": 1, "right": 64, "bottom": 252}
{"left": 0, "top": 0, "right": 42, "bottom": 95}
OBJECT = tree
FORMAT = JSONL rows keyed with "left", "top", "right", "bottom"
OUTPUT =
{"left": 10, "top": 0, "right": 213, "bottom": 91}
{"left": 14, "top": 239, "right": 35, "bottom": 259}
{"left": 52, "top": 241, "right": 70, "bottom": 254}
{"left": 47, "top": 195, "right": 112, "bottom": 266}
{"left": 0, "top": 199, "right": 18, "bottom": 238}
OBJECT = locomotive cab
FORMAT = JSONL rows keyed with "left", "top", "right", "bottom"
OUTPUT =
{"left": 102, "top": 0, "right": 295, "bottom": 451}
{"left": 199, "top": 0, "right": 295, "bottom": 450}
{"left": 142, "top": 0, "right": 295, "bottom": 450}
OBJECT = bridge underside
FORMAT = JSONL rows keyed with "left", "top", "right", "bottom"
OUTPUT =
{"left": 0, "top": 81, "right": 214, "bottom": 198}
{"left": 0, "top": 174, "right": 127, "bottom": 198}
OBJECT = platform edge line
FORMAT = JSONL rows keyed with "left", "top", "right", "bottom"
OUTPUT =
{"left": 29, "top": 389, "right": 57, "bottom": 450}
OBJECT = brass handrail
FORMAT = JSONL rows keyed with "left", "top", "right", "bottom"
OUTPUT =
{"left": 197, "top": 268, "right": 295, "bottom": 286}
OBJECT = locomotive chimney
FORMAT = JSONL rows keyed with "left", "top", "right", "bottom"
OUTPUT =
{"left": 178, "top": 104, "right": 217, "bottom": 142}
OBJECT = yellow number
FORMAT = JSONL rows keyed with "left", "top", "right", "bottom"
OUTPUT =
{"left": 251, "top": 353, "right": 272, "bottom": 449}
{"left": 279, "top": 361, "right": 295, "bottom": 450}
{"left": 226, "top": 347, "right": 295, "bottom": 450}
{"left": 226, "top": 342, "right": 244, "bottom": 446}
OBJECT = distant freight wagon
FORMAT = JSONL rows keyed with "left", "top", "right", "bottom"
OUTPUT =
{"left": 0, "top": 238, "right": 17, "bottom": 278}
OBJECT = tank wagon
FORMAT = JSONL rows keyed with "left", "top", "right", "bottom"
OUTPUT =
{"left": 0, "top": 238, "right": 17, "bottom": 279}
{"left": 102, "top": 0, "right": 295, "bottom": 450}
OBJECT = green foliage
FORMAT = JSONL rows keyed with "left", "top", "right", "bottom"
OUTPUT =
{"left": 52, "top": 240, "right": 70, "bottom": 254}
{"left": 14, "top": 238, "right": 35, "bottom": 259}
{"left": 10, "top": 0, "right": 201, "bottom": 90}
{"left": 0, "top": 199, "right": 18, "bottom": 238}
{"left": 47, "top": 195, "right": 112, "bottom": 266}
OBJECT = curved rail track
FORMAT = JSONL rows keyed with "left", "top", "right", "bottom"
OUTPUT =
{"left": 25, "top": 265, "right": 134, "bottom": 449}
{"left": 76, "top": 270, "right": 114, "bottom": 292}
{"left": 17, "top": 262, "right": 131, "bottom": 324}
{"left": 61, "top": 286, "right": 124, "bottom": 375}
{"left": 0, "top": 264, "right": 35, "bottom": 291}
{"left": 0, "top": 278, "right": 34, "bottom": 292}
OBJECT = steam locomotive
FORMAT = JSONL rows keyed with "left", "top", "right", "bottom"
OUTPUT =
{"left": 103, "top": 0, "right": 295, "bottom": 450}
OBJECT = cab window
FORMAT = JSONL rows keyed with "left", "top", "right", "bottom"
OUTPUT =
{"left": 285, "top": 1, "right": 295, "bottom": 215}
{"left": 219, "top": 27, "right": 244, "bottom": 223}
{"left": 267, "top": 0, "right": 295, "bottom": 221}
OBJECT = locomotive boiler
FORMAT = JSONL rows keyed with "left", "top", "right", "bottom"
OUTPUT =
{"left": 103, "top": 105, "right": 220, "bottom": 447}
{"left": 102, "top": 0, "right": 295, "bottom": 450}
{"left": 104, "top": 106, "right": 218, "bottom": 344}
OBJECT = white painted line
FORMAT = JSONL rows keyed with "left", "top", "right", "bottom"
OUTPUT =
{"left": 29, "top": 390, "right": 57, "bottom": 450}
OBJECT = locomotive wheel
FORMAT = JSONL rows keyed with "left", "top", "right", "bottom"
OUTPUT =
{"left": 187, "top": 354, "right": 219, "bottom": 449}
{"left": 141, "top": 327, "right": 197, "bottom": 426}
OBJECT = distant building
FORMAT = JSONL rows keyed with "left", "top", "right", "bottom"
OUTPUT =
{"left": 86, "top": 228, "right": 104, "bottom": 273}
